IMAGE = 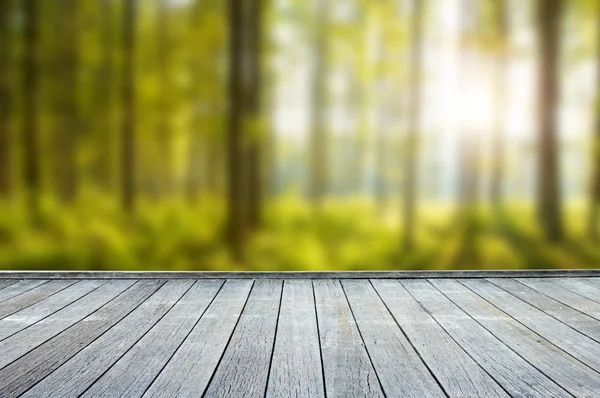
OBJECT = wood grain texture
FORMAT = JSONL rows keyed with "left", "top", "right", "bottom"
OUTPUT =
{"left": 520, "top": 278, "right": 600, "bottom": 318}
{"left": 0, "top": 280, "right": 18, "bottom": 291}
{"left": 0, "top": 280, "right": 135, "bottom": 369}
{"left": 313, "top": 279, "right": 384, "bottom": 398}
{"left": 432, "top": 279, "right": 600, "bottom": 397}
{"left": 0, "top": 280, "right": 162, "bottom": 397}
{"left": 402, "top": 279, "right": 568, "bottom": 397}
{"left": 552, "top": 278, "right": 600, "bottom": 303}
{"left": 80, "top": 280, "right": 223, "bottom": 398}
{"left": 0, "top": 280, "right": 48, "bottom": 303}
{"left": 203, "top": 279, "right": 283, "bottom": 398}
{"left": 266, "top": 280, "right": 324, "bottom": 398}
{"left": 0, "top": 279, "right": 75, "bottom": 319}
{"left": 0, "top": 279, "right": 105, "bottom": 341}
{"left": 0, "top": 276, "right": 599, "bottom": 397}
{"left": 463, "top": 279, "right": 600, "bottom": 373}
{"left": 341, "top": 279, "right": 445, "bottom": 398}
{"left": 372, "top": 279, "right": 509, "bottom": 397}
{"left": 488, "top": 278, "right": 600, "bottom": 342}
{"left": 23, "top": 280, "right": 196, "bottom": 398}
{"left": 143, "top": 279, "right": 253, "bottom": 398}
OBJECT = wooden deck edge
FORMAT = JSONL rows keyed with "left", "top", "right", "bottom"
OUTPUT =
{"left": 0, "top": 269, "right": 599, "bottom": 279}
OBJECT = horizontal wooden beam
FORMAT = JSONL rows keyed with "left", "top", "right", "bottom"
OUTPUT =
{"left": 0, "top": 269, "right": 599, "bottom": 279}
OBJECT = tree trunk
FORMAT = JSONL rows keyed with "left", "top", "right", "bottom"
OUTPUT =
{"left": 536, "top": 0, "right": 564, "bottom": 241}
{"left": 121, "top": 0, "right": 136, "bottom": 213}
{"left": 157, "top": 0, "right": 173, "bottom": 197}
{"left": 402, "top": 0, "right": 424, "bottom": 251}
{"left": 246, "top": 0, "right": 263, "bottom": 230}
{"left": 23, "top": 0, "right": 41, "bottom": 219}
{"left": 226, "top": 0, "right": 247, "bottom": 260}
{"left": 308, "top": 0, "right": 328, "bottom": 206}
{"left": 56, "top": 0, "right": 80, "bottom": 203}
{"left": 588, "top": 11, "right": 600, "bottom": 241}
{"left": 490, "top": 0, "right": 508, "bottom": 211}
{"left": 95, "top": 0, "right": 115, "bottom": 192}
{"left": 0, "top": 0, "right": 12, "bottom": 198}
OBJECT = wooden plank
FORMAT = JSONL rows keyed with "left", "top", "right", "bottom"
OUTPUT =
{"left": 266, "top": 280, "right": 324, "bottom": 398}
{"left": 77, "top": 280, "right": 223, "bottom": 398}
{"left": 463, "top": 279, "right": 600, "bottom": 373}
{"left": 0, "top": 279, "right": 135, "bottom": 369}
{"left": 0, "top": 280, "right": 105, "bottom": 341}
{"left": 341, "top": 279, "right": 445, "bottom": 397}
{"left": 488, "top": 278, "right": 600, "bottom": 342}
{"left": 0, "top": 280, "right": 17, "bottom": 291}
{"left": 203, "top": 279, "right": 283, "bottom": 398}
{"left": 520, "top": 278, "right": 600, "bottom": 317}
{"left": 402, "top": 279, "right": 568, "bottom": 397}
{"left": 552, "top": 278, "right": 600, "bottom": 303}
{"left": 0, "top": 280, "right": 163, "bottom": 397}
{"left": 143, "top": 279, "right": 253, "bottom": 398}
{"left": 0, "top": 280, "right": 76, "bottom": 319}
{"left": 311, "top": 280, "right": 384, "bottom": 398}
{"left": 0, "top": 280, "right": 48, "bottom": 303}
{"left": 24, "top": 280, "right": 199, "bottom": 398}
{"left": 432, "top": 279, "right": 600, "bottom": 397}
{"left": 372, "top": 279, "right": 509, "bottom": 397}
{"left": 1, "top": 269, "right": 600, "bottom": 280}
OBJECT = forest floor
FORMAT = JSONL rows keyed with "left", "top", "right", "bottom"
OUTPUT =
{"left": 0, "top": 193, "right": 598, "bottom": 271}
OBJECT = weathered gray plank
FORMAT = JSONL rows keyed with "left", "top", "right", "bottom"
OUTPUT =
{"left": 0, "top": 279, "right": 135, "bottom": 369}
{"left": 0, "top": 280, "right": 163, "bottom": 397}
{"left": 463, "top": 279, "right": 600, "bottom": 373}
{"left": 0, "top": 280, "right": 18, "bottom": 291}
{"left": 521, "top": 278, "right": 600, "bottom": 317}
{"left": 24, "top": 280, "right": 198, "bottom": 398}
{"left": 0, "top": 280, "right": 48, "bottom": 303}
{"left": 78, "top": 280, "right": 223, "bottom": 398}
{"left": 0, "top": 280, "right": 105, "bottom": 341}
{"left": 203, "top": 279, "right": 283, "bottom": 398}
{"left": 2, "top": 269, "right": 600, "bottom": 280}
{"left": 372, "top": 279, "right": 509, "bottom": 397}
{"left": 432, "top": 279, "right": 600, "bottom": 397}
{"left": 313, "top": 279, "right": 384, "bottom": 398}
{"left": 341, "top": 280, "right": 445, "bottom": 398}
{"left": 402, "top": 279, "right": 568, "bottom": 397}
{"left": 266, "top": 280, "right": 324, "bottom": 398}
{"left": 143, "top": 279, "right": 253, "bottom": 398}
{"left": 488, "top": 278, "right": 600, "bottom": 342}
{"left": 0, "top": 280, "right": 75, "bottom": 319}
{"left": 552, "top": 278, "right": 600, "bottom": 303}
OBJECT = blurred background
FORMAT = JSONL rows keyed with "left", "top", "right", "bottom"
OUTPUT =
{"left": 0, "top": 0, "right": 599, "bottom": 271}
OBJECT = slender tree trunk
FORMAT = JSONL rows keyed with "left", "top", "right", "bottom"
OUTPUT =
{"left": 121, "top": 0, "right": 136, "bottom": 213}
{"left": 0, "top": 0, "right": 12, "bottom": 198}
{"left": 402, "top": 0, "right": 424, "bottom": 251}
{"left": 157, "top": 0, "right": 173, "bottom": 197}
{"left": 490, "top": 0, "right": 508, "bottom": 211}
{"left": 226, "top": 0, "right": 246, "bottom": 260}
{"left": 56, "top": 0, "right": 80, "bottom": 203}
{"left": 309, "top": 0, "right": 328, "bottom": 206}
{"left": 536, "top": 0, "right": 564, "bottom": 241}
{"left": 95, "top": 0, "right": 115, "bottom": 192}
{"left": 246, "top": 0, "right": 263, "bottom": 230}
{"left": 588, "top": 12, "right": 600, "bottom": 241}
{"left": 23, "top": 0, "right": 41, "bottom": 219}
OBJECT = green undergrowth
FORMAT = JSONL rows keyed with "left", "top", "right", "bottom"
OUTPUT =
{"left": 0, "top": 194, "right": 598, "bottom": 271}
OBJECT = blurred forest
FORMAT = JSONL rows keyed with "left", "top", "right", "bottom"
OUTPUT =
{"left": 1, "top": 0, "right": 600, "bottom": 271}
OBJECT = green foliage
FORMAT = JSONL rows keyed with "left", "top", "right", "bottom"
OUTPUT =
{"left": 1, "top": 197, "right": 598, "bottom": 271}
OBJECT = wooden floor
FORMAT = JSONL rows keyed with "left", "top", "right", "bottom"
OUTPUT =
{"left": 1, "top": 276, "right": 600, "bottom": 397}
